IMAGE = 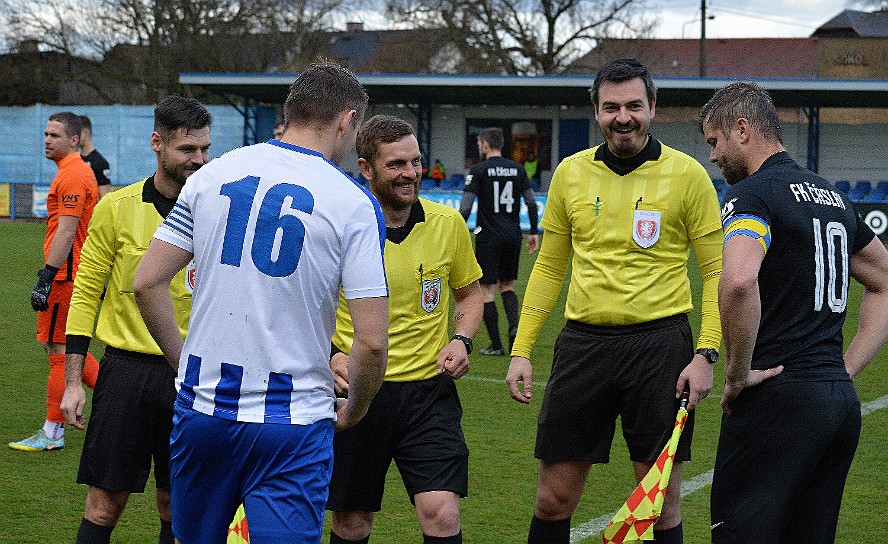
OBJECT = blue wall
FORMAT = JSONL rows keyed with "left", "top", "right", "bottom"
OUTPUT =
{"left": 0, "top": 104, "right": 251, "bottom": 187}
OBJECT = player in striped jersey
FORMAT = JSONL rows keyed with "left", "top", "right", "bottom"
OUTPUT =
{"left": 134, "top": 62, "right": 389, "bottom": 544}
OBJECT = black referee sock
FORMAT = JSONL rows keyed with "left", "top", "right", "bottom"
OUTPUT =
{"left": 158, "top": 519, "right": 174, "bottom": 544}
{"left": 501, "top": 289, "right": 520, "bottom": 332}
{"left": 528, "top": 515, "right": 571, "bottom": 544}
{"left": 423, "top": 532, "right": 462, "bottom": 543}
{"left": 75, "top": 518, "right": 113, "bottom": 544}
{"left": 653, "top": 522, "right": 683, "bottom": 544}
{"left": 483, "top": 301, "right": 503, "bottom": 349}
{"left": 330, "top": 531, "right": 369, "bottom": 544}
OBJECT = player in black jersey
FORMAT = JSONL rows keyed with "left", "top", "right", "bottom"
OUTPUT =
{"left": 701, "top": 81, "right": 888, "bottom": 544}
{"left": 459, "top": 127, "right": 539, "bottom": 355}
{"left": 79, "top": 115, "right": 112, "bottom": 198}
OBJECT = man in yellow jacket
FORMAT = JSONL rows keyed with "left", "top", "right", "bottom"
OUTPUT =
{"left": 61, "top": 96, "right": 211, "bottom": 544}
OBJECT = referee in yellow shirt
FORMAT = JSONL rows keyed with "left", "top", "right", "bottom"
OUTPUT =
{"left": 506, "top": 59, "right": 724, "bottom": 544}
{"left": 60, "top": 96, "right": 211, "bottom": 544}
{"left": 327, "top": 115, "right": 484, "bottom": 544}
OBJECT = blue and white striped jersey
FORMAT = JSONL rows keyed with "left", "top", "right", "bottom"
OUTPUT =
{"left": 155, "top": 140, "right": 388, "bottom": 424}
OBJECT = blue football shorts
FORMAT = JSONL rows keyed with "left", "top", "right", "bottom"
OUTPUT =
{"left": 169, "top": 404, "right": 334, "bottom": 544}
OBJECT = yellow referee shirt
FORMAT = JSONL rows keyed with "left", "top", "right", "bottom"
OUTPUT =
{"left": 332, "top": 199, "right": 482, "bottom": 382}
{"left": 512, "top": 142, "right": 723, "bottom": 357}
{"left": 67, "top": 179, "right": 192, "bottom": 354}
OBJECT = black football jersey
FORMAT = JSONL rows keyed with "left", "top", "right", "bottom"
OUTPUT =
{"left": 465, "top": 156, "right": 531, "bottom": 242}
{"left": 722, "top": 152, "right": 874, "bottom": 377}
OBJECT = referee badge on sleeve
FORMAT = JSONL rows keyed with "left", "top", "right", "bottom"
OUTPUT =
{"left": 421, "top": 277, "right": 442, "bottom": 313}
{"left": 633, "top": 209, "right": 661, "bottom": 248}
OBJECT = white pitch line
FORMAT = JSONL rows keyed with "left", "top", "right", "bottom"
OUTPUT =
{"left": 569, "top": 393, "right": 888, "bottom": 543}
{"left": 861, "top": 393, "right": 888, "bottom": 416}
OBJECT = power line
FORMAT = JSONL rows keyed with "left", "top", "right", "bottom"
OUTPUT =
{"left": 712, "top": 3, "right": 829, "bottom": 29}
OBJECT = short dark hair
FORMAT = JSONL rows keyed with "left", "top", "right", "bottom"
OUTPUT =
{"left": 699, "top": 81, "right": 783, "bottom": 144}
{"left": 478, "top": 127, "right": 504, "bottom": 151}
{"left": 48, "top": 112, "right": 82, "bottom": 138}
{"left": 356, "top": 115, "right": 416, "bottom": 164}
{"left": 78, "top": 115, "right": 92, "bottom": 132}
{"left": 589, "top": 58, "right": 657, "bottom": 108}
{"left": 284, "top": 61, "right": 368, "bottom": 130}
{"left": 154, "top": 96, "right": 212, "bottom": 140}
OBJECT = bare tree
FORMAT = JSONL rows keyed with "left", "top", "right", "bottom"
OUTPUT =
{"left": 0, "top": 0, "right": 362, "bottom": 103}
{"left": 385, "top": 0, "right": 655, "bottom": 74}
{"left": 0, "top": 0, "right": 126, "bottom": 102}
{"left": 0, "top": 0, "right": 107, "bottom": 57}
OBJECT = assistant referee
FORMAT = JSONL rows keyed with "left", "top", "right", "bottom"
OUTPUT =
{"left": 506, "top": 59, "right": 724, "bottom": 544}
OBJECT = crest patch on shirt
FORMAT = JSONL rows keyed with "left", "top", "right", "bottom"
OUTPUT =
{"left": 633, "top": 209, "right": 661, "bottom": 248}
{"left": 185, "top": 259, "right": 197, "bottom": 293}
{"left": 421, "top": 277, "right": 442, "bottom": 313}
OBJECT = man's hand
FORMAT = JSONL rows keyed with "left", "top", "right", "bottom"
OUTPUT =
{"left": 61, "top": 384, "right": 88, "bottom": 429}
{"left": 330, "top": 352, "right": 350, "bottom": 397}
{"left": 674, "top": 355, "right": 714, "bottom": 411}
{"left": 31, "top": 266, "right": 57, "bottom": 311}
{"left": 334, "top": 398, "right": 358, "bottom": 432}
{"left": 437, "top": 339, "right": 470, "bottom": 379}
{"left": 525, "top": 234, "right": 540, "bottom": 255}
{"left": 61, "top": 353, "right": 88, "bottom": 429}
{"left": 506, "top": 356, "right": 533, "bottom": 403}
{"left": 721, "top": 365, "right": 784, "bottom": 415}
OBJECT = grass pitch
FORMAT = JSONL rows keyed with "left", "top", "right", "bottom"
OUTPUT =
{"left": 1, "top": 220, "right": 886, "bottom": 542}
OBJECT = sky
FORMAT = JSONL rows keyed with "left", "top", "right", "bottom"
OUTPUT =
{"left": 651, "top": 0, "right": 857, "bottom": 39}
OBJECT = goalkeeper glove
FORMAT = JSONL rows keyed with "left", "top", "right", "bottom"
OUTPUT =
{"left": 31, "top": 265, "right": 59, "bottom": 311}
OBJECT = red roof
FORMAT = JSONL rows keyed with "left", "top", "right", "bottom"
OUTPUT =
{"left": 571, "top": 38, "right": 820, "bottom": 79}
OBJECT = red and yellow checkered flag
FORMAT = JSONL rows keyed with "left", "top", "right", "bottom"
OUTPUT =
{"left": 227, "top": 504, "right": 250, "bottom": 543}
{"left": 602, "top": 394, "right": 690, "bottom": 544}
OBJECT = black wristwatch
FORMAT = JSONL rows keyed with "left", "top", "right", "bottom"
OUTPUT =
{"left": 452, "top": 334, "right": 473, "bottom": 355}
{"left": 695, "top": 348, "right": 719, "bottom": 364}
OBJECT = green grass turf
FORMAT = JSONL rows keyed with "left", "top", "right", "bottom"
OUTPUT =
{"left": 1, "top": 220, "right": 886, "bottom": 542}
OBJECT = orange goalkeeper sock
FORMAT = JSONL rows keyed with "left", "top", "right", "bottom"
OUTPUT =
{"left": 82, "top": 351, "right": 99, "bottom": 389}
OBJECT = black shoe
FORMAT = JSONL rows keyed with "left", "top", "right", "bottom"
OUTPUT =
{"left": 479, "top": 346, "right": 505, "bottom": 356}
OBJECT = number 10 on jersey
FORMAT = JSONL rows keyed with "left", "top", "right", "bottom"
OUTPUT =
{"left": 812, "top": 218, "right": 848, "bottom": 313}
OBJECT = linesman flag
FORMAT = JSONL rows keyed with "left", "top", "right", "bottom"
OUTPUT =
{"left": 227, "top": 504, "right": 250, "bottom": 543}
{"left": 602, "top": 392, "right": 690, "bottom": 544}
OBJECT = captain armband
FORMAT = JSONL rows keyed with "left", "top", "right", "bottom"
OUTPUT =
{"left": 724, "top": 214, "right": 771, "bottom": 255}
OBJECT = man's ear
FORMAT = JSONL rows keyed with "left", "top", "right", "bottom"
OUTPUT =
{"left": 357, "top": 157, "right": 372, "bottom": 180}
{"left": 339, "top": 109, "right": 357, "bottom": 136}
{"left": 150, "top": 132, "right": 163, "bottom": 153}
{"left": 736, "top": 118, "right": 751, "bottom": 143}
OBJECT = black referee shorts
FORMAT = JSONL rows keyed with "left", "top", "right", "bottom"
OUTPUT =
{"left": 475, "top": 233, "right": 521, "bottom": 285}
{"left": 77, "top": 346, "right": 177, "bottom": 493}
{"left": 710, "top": 377, "right": 861, "bottom": 544}
{"left": 327, "top": 374, "right": 469, "bottom": 512}
{"left": 535, "top": 314, "right": 695, "bottom": 463}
